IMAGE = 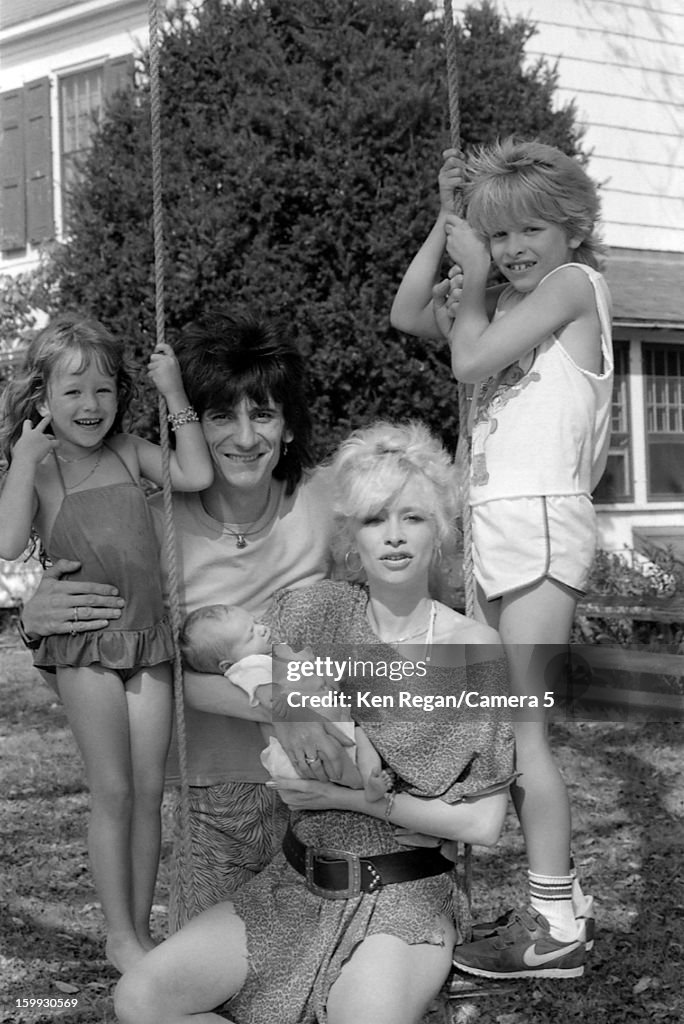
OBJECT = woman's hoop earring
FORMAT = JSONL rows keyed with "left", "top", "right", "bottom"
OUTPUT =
{"left": 344, "top": 549, "right": 363, "bottom": 576}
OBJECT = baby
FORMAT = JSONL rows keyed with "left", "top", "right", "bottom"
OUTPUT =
{"left": 180, "top": 604, "right": 392, "bottom": 800}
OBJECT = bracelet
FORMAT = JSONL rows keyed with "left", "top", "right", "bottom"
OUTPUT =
{"left": 167, "top": 406, "right": 199, "bottom": 431}
{"left": 384, "top": 789, "right": 396, "bottom": 821}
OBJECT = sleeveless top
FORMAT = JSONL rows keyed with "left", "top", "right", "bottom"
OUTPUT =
{"left": 469, "top": 263, "right": 614, "bottom": 504}
{"left": 33, "top": 444, "right": 174, "bottom": 672}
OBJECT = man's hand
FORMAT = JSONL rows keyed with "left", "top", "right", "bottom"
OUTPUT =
{"left": 21, "top": 559, "right": 124, "bottom": 638}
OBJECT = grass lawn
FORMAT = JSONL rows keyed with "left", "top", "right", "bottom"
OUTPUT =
{"left": 1, "top": 621, "right": 683, "bottom": 1024}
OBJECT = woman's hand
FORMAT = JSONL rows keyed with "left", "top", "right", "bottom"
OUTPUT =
{"left": 439, "top": 148, "right": 465, "bottom": 214}
{"left": 21, "top": 560, "right": 124, "bottom": 639}
{"left": 267, "top": 775, "right": 351, "bottom": 812}
{"left": 271, "top": 719, "right": 356, "bottom": 783}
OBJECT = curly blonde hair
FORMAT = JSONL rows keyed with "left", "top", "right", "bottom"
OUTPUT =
{"left": 330, "top": 421, "right": 460, "bottom": 581}
{"left": 465, "top": 136, "right": 605, "bottom": 269}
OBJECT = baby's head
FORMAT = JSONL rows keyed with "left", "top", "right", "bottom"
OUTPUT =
{"left": 180, "top": 604, "right": 271, "bottom": 673}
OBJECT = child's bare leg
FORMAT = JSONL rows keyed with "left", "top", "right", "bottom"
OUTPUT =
{"left": 355, "top": 727, "right": 393, "bottom": 801}
{"left": 126, "top": 663, "right": 173, "bottom": 951}
{"left": 498, "top": 580, "right": 577, "bottom": 873}
{"left": 57, "top": 666, "right": 144, "bottom": 973}
{"left": 495, "top": 580, "right": 580, "bottom": 943}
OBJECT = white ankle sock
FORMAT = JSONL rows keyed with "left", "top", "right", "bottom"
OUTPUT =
{"left": 528, "top": 871, "right": 581, "bottom": 942}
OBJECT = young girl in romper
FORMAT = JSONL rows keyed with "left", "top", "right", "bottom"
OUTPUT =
{"left": 0, "top": 315, "right": 213, "bottom": 973}
{"left": 391, "top": 137, "right": 613, "bottom": 978}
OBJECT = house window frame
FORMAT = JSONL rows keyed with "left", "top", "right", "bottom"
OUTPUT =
{"left": 643, "top": 337, "right": 684, "bottom": 501}
{"left": 57, "top": 62, "right": 107, "bottom": 234}
{"left": 593, "top": 338, "right": 633, "bottom": 504}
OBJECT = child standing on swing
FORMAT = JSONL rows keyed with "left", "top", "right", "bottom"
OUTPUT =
{"left": 391, "top": 137, "right": 613, "bottom": 978}
{"left": 0, "top": 315, "right": 213, "bottom": 973}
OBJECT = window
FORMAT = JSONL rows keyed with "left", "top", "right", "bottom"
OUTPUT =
{"left": 644, "top": 343, "right": 684, "bottom": 498}
{"left": 594, "top": 342, "right": 632, "bottom": 502}
{"left": 59, "top": 67, "right": 104, "bottom": 227}
{"left": 0, "top": 56, "right": 133, "bottom": 253}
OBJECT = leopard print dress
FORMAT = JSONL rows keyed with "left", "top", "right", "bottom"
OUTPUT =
{"left": 226, "top": 580, "right": 515, "bottom": 1024}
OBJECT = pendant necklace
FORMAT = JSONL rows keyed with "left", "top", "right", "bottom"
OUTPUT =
{"left": 207, "top": 488, "right": 277, "bottom": 548}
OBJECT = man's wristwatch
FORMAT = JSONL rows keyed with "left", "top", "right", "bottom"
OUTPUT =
{"left": 16, "top": 616, "right": 42, "bottom": 650}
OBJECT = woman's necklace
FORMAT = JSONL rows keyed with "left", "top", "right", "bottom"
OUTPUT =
{"left": 58, "top": 445, "right": 105, "bottom": 490}
{"left": 367, "top": 599, "right": 436, "bottom": 645}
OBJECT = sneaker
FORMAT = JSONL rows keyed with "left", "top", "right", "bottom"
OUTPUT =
{"left": 471, "top": 896, "right": 595, "bottom": 951}
{"left": 452, "top": 906, "right": 585, "bottom": 979}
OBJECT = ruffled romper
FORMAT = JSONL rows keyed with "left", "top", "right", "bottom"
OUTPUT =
{"left": 33, "top": 445, "right": 173, "bottom": 677}
{"left": 225, "top": 580, "right": 515, "bottom": 1024}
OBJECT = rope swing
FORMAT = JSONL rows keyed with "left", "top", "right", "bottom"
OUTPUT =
{"left": 144, "top": 0, "right": 475, "bottom": 927}
{"left": 443, "top": 0, "right": 474, "bottom": 908}
{"left": 443, "top": 0, "right": 475, "bottom": 622}
{"left": 147, "top": 0, "right": 196, "bottom": 922}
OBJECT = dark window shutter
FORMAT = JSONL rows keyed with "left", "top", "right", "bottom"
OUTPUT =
{"left": 0, "top": 88, "right": 26, "bottom": 251}
{"left": 103, "top": 53, "right": 134, "bottom": 104}
{"left": 25, "top": 76, "right": 54, "bottom": 244}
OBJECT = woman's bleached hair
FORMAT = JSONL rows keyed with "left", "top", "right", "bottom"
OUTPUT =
{"left": 465, "top": 136, "right": 605, "bottom": 269}
{"left": 330, "top": 421, "right": 460, "bottom": 576}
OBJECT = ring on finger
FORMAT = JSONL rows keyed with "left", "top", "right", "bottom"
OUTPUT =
{"left": 304, "top": 753, "right": 320, "bottom": 765}
{"left": 73, "top": 606, "right": 79, "bottom": 622}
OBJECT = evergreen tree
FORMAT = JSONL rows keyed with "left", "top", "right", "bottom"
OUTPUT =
{"left": 50, "top": 0, "right": 585, "bottom": 452}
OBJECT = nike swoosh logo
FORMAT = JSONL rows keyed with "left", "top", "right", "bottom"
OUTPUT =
{"left": 522, "top": 941, "right": 581, "bottom": 967}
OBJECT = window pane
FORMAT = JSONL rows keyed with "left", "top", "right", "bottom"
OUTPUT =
{"left": 59, "top": 67, "right": 104, "bottom": 228}
{"left": 648, "top": 440, "right": 684, "bottom": 497}
{"left": 594, "top": 341, "right": 632, "bottom": 502}
{"left": 644, "top": 343, "right": 684, "bottom": 498}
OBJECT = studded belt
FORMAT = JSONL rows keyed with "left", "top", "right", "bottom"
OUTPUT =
{"left": 282, "top": 823, "right": 453, "bottom": 900}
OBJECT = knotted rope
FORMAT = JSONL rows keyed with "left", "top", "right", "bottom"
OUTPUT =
{"left": 444, "top": 0, "right": 474, "bottom": 906}
{"left": 443, "top": 0, "right": 475, "bottom": 624}
{"left": 148, "top": 0, "right": 196, "bottom": 921}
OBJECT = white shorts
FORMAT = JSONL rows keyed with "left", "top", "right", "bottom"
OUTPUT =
{"left": 471, "top": 494, "right": 597, "bottom": 601}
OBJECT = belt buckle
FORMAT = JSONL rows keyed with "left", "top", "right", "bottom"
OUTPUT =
{"left": 304, "top": 846, "right": 362, "bottom": 899}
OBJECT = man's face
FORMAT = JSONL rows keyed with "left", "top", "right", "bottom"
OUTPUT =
{"left": 201, "top": 395, "right": 293, "bottom": 492}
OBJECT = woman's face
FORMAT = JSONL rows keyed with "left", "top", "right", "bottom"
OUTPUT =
{"left": 352, "top": 477, "right": 437, "bottom": 593}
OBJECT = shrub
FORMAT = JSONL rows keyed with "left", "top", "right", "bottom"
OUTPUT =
{"left": 45, "top": 0, "right": 585, "bottom": 452}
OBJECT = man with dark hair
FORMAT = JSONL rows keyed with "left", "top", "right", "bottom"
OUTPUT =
{"left": 21, "top": 310, "right": 344, "bottom": 929}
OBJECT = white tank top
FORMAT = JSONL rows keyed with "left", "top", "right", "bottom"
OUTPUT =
{"left": 469, "top": 263, "right": 614, "bottom": 505}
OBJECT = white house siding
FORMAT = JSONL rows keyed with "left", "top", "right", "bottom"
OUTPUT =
{"left": 0, "top": 0, "right": 149, "bottom": 274}
{"left": 448, "top": 0, "right": 684, "bottom": 254}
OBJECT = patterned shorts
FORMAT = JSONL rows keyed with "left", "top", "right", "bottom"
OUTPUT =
{"left": 168, "top": 781, "right": 289, "bottom": 932}
{"left": 472, "top": 494, "right": 597, "bottom": 601}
